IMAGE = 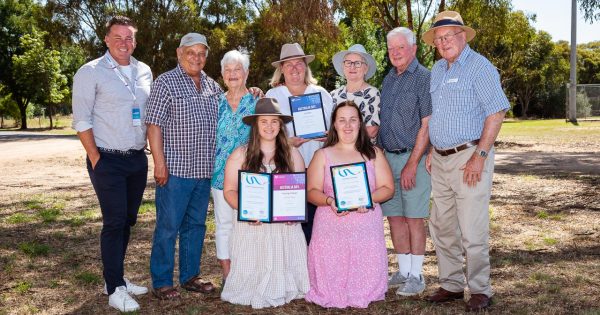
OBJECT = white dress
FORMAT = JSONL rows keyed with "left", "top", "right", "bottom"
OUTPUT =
{"left": 220, "top": 164, "right": 310, "bottom": 309}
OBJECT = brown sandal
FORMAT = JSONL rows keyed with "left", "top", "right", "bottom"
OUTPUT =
{"left": 181, "top": 276, "right": 215, "bottom": 293}
{"left": 152, "top": 286, "right": 180, "bottom": 300}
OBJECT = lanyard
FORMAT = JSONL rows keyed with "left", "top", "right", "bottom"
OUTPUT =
{"left": 104, "top": 52, "right": 137, "bottom": 103}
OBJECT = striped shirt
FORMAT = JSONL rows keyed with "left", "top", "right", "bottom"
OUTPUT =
{"left": 144, "top": 64, "right": 223, "bottom": 179}
{"left": 429, "top": 45, "right": 509, "bottom": 149}
{"left": 72, "top": 51, "right": 152, "bottom": 151}
{"left": 378, "top": 58, "right": 431, "bottom": 150}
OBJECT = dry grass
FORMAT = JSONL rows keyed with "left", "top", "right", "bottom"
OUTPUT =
{"left": 1, "top": 120, "right": 599, "bottom": 314}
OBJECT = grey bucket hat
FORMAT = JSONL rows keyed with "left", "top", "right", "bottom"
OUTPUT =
{"left": 332, "top": 44, "right": 377, "bottom": 80}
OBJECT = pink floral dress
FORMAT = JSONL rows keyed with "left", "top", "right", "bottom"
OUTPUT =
{"left": 305, "top": 148, "right": 388, "bottom": 308}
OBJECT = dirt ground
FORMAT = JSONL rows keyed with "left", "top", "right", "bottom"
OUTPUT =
{"left": 0, "top": 126, "right": 599, "bottom": 315}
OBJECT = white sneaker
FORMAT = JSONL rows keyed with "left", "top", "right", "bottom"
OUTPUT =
{"left": 388, "top": 271, "right": 409, "bottom": 289}
{"left": 104, "top": 278, "right": 148, "bottom": 296}
{"left": 396, "top": 274, "right": 426, "bottom": 296}
{"left": 108, "top": 286, "right": 140, "bottom": 312}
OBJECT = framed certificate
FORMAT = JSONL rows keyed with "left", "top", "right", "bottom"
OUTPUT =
{"left": 330, "top": 162, "right": 373, "bottom": 212}
{"left": 288, "top": 92, "right": 328, "bottom": 139}
{"left": 238, "top": 171, "right": 307, "bottom": 223}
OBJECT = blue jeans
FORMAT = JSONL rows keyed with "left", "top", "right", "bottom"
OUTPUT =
{"left": 150, "top": 175, "right": 211, "bottom": 288}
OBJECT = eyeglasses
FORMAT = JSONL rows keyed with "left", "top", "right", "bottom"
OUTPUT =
{"left": 433, "top": 30, "right": 464, "bottom": 45}
{"left": 343, "top": 60, "right": 365, "bottom": 68}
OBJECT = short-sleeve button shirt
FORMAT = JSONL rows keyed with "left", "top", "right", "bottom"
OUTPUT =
{"left": 429, "top": 45, "right": 510, "bottom": 149}
{"left": 330, "top": 84, "right": 380, "bottom": 126}
{"left": 378, "top": 58, "right": 432, "bottom": 150}
{"left": 144, "top": 64, "right": 224, "bottom": 179}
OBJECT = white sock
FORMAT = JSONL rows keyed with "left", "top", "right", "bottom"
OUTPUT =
{"left": 410, "top": 254, "right": 424, "bottom": 278}
{"left": 397, "top": 253, "right": 411, "bottom": 278}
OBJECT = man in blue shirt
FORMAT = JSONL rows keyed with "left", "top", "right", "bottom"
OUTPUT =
{"left": 72, "top": 16, "right": 151, "bottom": 312}
{"left": 422, "top": 11, "right": 509, "bottom": 312}
{"left": 378, "top": 27, "right": 431, "bottom": 297}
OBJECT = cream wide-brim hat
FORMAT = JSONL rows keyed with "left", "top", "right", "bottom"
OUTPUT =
{"left": 422, "top": 10, "right": 476, "bottom": 46}
{"left": 331, "top": 44, "right": 377, "bottom": 81}
{"left": 271, "top": 43, "right": 315, "bottom": 67}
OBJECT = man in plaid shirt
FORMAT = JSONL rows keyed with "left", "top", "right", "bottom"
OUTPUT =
{"left": 145, "top": 33, "right": 222, "bottom": 299}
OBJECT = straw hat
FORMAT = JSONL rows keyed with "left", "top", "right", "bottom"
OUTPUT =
{"left": 422, "top": 10, "right": 476, "bottom": 46}
{"left": 271, "top": 43, "right": 315, "bottom": 67}
{"left": 332, "top": 44, "right": 377, "bottom": 80}
{"left": 242, "top": 98, "right": 293, "bottom": 125}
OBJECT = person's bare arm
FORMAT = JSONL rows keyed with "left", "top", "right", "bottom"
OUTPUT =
{"left": 77, "top": 129, "right": 100, "bottom": 169}
{"left": 400, "top": 116, "right": 430, "bottom": 190}
{"left": 461, "top": 110, "right": 506, "bottom": 186}
{"left": 147, "top": 124, "right": 168, "bottom": 186}
{"left": 372, "top": 147, "right": 395, "bottom": 204}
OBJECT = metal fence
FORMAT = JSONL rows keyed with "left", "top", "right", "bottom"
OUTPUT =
{"left": 567, "top": 84, "right": 600, "bottom": 120}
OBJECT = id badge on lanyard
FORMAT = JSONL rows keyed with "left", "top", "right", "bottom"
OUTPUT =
{"left": 105, "top": 53, "right": 140, "bottom": 127}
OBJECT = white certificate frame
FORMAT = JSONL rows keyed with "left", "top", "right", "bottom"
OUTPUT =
{"left": 330, "top": 162, "right": 373, "bottom": 212}
{"left": 288, "top": 92, "right": 328, "bottom": 139}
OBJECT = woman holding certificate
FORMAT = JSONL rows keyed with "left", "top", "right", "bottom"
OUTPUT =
{"left": 305, "top": 101, "right": 394, "bottom": 308}
{"left": 265, "top": 43, "right": 334, "bottom": 245}
{"left": 330, "top": 44, "right": 381, "bottom": 141}
{"left": 211, "top": 50, "right": 256, "bottom": 284}
{"left": 221, "top": 98, "right": 309, "bottom": 308}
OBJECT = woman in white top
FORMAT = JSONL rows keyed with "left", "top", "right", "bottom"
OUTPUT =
{"left": 330, "top": 44, "right": 381, "bottom": 141}
{"left": 265, "top": 43, "right": 334, "bottom": 245}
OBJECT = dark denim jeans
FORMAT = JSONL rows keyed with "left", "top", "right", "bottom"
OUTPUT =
{"left": 87, "top": 150, "right": 148, "bottom": 295}
{"left": 150, "top": 175, "right": 211, "bottom": 288}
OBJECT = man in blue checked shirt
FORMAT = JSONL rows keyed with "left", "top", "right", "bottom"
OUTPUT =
{"left": 145, "top": 33, "right": 222, "bottom": 300}
{"left": 422, "top": 11, "right": 509, "bottom": 312}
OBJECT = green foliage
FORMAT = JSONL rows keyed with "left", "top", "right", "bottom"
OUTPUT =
{"left": 19, "top": 242, "right": 50, "bottom": 257}
{"left": 13, "top": 281, "right": 32, "bottom": 294}
{"left": 576, "top": 91, "right": 593, "bottom": 117}
{"left": 38, "top": 208, "right": 61, "bottom": 223}
{"left": 74, "top": 271, "right": 102, "bottom": 285}
{"left": 5, "top": 213, "right": 35, "bottom": 224}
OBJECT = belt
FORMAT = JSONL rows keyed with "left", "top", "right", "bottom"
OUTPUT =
{"left": 385, "top": 148, "right": 411, "bottom": 154}
{"left": 98, "top": 147, "right": 144, "bottom": 157}
{"left": 434, "top": 140, "right": 479, "bottom": 156}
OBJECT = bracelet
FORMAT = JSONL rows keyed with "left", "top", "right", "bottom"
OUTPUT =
{"left": 325, "top": 196, "right": 333, "bottom": 205}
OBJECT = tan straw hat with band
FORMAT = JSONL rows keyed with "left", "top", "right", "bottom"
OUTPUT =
{"left": 422, "top": 10, "right": 476, "bottom": 46}
{"left": 271, "top": 43, "right": 315, "bottom": 67}
{"left": 242, "top": 98, "right": 293, "bottom": 125}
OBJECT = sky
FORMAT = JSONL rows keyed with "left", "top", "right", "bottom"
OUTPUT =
{"left": 511, "top": 0, "right": 598, "bottom": 43}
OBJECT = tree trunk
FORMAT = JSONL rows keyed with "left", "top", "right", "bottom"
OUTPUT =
{"left": 18, "top": 103, "right": 27, "bottom": 130}
{"left": 405, "top": 0, "right": 413, "bottom": 30}
{"left": 48, "top": 107, "right": 54, "bottom": 130}
{"left": 438, "top": 0, "right": 445, "bottom": 12}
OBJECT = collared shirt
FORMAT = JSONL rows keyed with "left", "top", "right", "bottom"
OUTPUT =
{"left": 144, "top": 64, "right": 224, "bottom": 179}
{"left": 378, "top": 58, "right": 432, "bottom": 151}
{"left": 429, "top": 45, "right": 510, "bottom": 149}
{"left": 72, "top": 51, "right": 153, "bottom": 150}
{"left": 265, "top": 84, "right": 334, "bottom": 167}
{"left": 330, "top": 84, "right": 380, "bottom": 126}
{"left": 211, "top": 93, "right": 256, "bottom": 190}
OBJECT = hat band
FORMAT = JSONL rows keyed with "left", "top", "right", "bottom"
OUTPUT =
{"left": 279, "top": 54, "right": 307, "bottom": 62}
{"left": 432, "top": 19, "right": 465, "bottom": 28}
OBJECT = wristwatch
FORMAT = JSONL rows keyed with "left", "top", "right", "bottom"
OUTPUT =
{"left": 474, "top": 148, "right": 488, "bottom": 158}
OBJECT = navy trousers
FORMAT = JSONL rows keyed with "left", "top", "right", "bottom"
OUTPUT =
{"left": 87, "top": 150, "right": 147, "bottom": 295}
{"left": 301, "top": 202, "right": 318, "bottom": 245}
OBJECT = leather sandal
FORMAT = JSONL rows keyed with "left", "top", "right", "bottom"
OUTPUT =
{"left": 181, "top": 276, "right": 215, "bottom": 293}
{"left": 152, "top": 286, "right": 180, "bottom": 300}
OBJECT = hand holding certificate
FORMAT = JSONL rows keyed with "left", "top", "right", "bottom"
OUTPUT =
{"left": 288, "top": 92, "right": 328, "bottom": 139}
{"left": 238, "top": 171, "right": 307, "bottom": 223}
{"left": 330, "top": 162, "right": 373, "bottom": 212}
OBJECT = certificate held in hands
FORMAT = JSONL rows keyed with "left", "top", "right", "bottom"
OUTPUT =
{"left": 288, "top": 92, "right": 327, "bottom": 139}
{"left": 330, "top": 162, "right": 373, "bottom": 212}
{"left": 238, "top": 171, "right": 307, "bottom": 223}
